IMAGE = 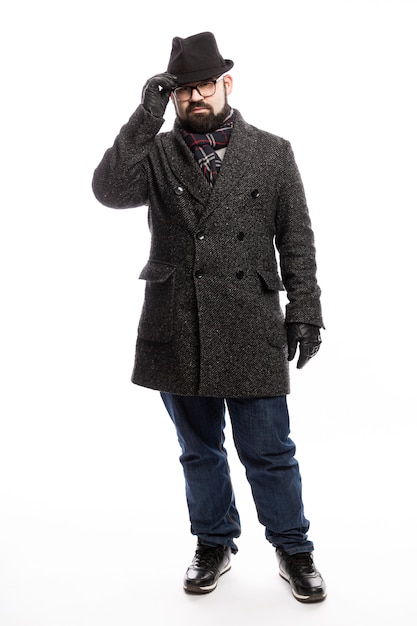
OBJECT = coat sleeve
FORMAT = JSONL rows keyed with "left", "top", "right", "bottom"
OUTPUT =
{"left": 92, "top": 104, "right": 164, "bottom": 209}
{"left": 275, "top": 141, "right": 324, "bottom": 328}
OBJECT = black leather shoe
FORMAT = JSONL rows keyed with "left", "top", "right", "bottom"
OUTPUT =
{"left": 184, "top": 541, "right": 231, "bottom": 594}
{"left": 276, "top": 549, "right": 327, "bottom": 603}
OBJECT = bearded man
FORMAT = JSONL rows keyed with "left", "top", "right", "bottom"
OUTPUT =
{"left": 92, "top": 31, "right": 326, "bottom": 603}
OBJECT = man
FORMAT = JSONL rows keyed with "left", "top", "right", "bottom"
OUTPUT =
{"left": 92, "top": 32, "right": 326, "bottom": 603}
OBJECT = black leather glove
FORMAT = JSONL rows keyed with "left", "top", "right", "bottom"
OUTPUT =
{"left": 287, "top": 323, "right": 322, "bottom": 369}
{"left": 141, "top": 72, "right": 177, "bottom": 118}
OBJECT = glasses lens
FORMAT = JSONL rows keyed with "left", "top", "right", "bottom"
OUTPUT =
{"left": 174, "top": 87, "right": 192, "bottom": 101}
{"left": 174, "top": 81, "right": 217, "bottom": 101}
{"left": 197, "top": 82, "right": 216, "bottom": 98}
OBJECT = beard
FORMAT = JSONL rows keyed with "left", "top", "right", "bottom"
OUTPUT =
{"left": 179, "top": 100, "right": 231, "bottom": 133}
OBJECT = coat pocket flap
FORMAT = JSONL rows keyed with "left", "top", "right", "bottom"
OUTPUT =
{"left": 139, "top": 261, "right": 176, "bottom": 283}
{"left": 257, "top": 268, "right": 284, "bottom": 291}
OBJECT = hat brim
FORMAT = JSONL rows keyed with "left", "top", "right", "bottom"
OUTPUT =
{"left": 175, "top": 59, "right": 234, "bottom": 85}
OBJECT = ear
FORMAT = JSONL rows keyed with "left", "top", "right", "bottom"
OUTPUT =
{"left": 223, "top": 74, "right": 233, "bottom": 95}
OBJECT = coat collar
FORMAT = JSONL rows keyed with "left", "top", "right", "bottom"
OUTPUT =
{"left": 160, "top": 110, "right": 258, "bottom": 227}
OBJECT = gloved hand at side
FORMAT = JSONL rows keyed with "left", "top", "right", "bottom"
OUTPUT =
{"left": 287, "top": 323, "right": 322, "bottom": 369}
{"left": 141, "top": 72, "right": 177, "bottom": 118}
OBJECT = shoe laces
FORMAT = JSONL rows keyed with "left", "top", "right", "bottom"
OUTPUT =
{"left": 194, "top": 544, "right": 224, "bottom": 569}
{"left": 290, "top": 552, "right": 315, "bottom": 573}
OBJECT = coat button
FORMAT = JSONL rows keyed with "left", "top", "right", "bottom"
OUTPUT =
{"left": 236, "top": 270, "right": 244, "bottom": 280}
{"left": 174, "top": 186, "right": 184, "bottom": 195}
{"left": 237, "top": 231, "right": 245, "bottom": 241}
{"left": 251, "top": 189, "right": 260, "bottom": 198}
{"left": 196, "top": 231, "right": 205, "bottom": 241}
{"left": 195, "top": 269, "right": 204, "bottom": 279}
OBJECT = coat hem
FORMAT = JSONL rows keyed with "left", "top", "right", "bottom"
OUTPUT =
{"left": 131, "top": 378, "right": 290, "bottom": 398}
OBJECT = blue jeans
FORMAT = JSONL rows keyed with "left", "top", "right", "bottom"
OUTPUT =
{"left": 160, "top": 394, "right": 313, "bottom": 555}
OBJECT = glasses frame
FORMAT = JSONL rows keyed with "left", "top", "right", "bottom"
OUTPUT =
{"left": 173, "top": 78, "right": 221, "bottom": 102}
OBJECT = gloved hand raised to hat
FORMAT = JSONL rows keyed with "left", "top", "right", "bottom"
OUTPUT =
{"left": 141, "top": 72, "right": 177, "bottom": 118}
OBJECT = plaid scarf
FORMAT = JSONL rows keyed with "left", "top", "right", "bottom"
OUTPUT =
{"left": 180, "top": 110, "right": 235, "bottom": 186}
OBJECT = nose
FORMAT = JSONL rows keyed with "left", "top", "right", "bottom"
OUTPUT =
{"left": 189, "top": 86, "right": 203, "bottom": 101}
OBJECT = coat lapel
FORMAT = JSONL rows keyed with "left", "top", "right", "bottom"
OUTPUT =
{"left": 160, "top": 110, "right": 256, "bottom": 228}
{"left": 203, "top": 113, "right": 255, "bottom": 222}
{"left": 161, "top": 127, "right": 211, "bottom": 203}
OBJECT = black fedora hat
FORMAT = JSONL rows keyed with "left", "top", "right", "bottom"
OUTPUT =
{"left": 167, "top": 32, "right": 234, "bottom": 85}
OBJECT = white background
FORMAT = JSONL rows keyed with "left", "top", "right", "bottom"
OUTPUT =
{"left": 1, "top": 1, "right": 416, "bottom": 624}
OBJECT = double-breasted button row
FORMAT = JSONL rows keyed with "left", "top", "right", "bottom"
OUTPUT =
{"left": 175, "top": 186, "right": 259, "bottom": 198}
{"left": 194, "top": 269, "right": 246, "bottom": 280}
{"left": 195, "top": 231, "right": 245, "bottom": 241}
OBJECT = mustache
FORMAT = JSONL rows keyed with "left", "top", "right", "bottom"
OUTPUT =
{"left": 187, "top": 102, "right": 212, "bottom": 114}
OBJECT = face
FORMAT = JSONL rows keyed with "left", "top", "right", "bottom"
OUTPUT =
{"left": 171, "top": 74, "right": 233, "bottom": 133}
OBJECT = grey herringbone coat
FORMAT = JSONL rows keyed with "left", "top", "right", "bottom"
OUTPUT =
{"left": 92, "top": 107, "right": 323, "bottom": 397}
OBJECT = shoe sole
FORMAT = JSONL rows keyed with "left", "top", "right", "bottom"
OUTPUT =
{"left": 183, "top": 562, "right": 231, "bottom": 594}
{"left": 279, "top": 570, "right": 327, "bottom": 603}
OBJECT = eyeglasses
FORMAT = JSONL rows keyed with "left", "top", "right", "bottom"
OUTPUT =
{"left": 173, "top": 78, "right": 220, "bottom": 102}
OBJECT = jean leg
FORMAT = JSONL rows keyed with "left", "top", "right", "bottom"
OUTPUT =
{"left": 160, "top": 393, "right": 241, "bottom": 553}
{"left": 226, "top": 396, "right": 313, "bottom": 554}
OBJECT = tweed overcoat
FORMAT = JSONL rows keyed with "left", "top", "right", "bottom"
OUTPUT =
{"left": 92, "top": 106, "right": 323, "bottom": 397}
